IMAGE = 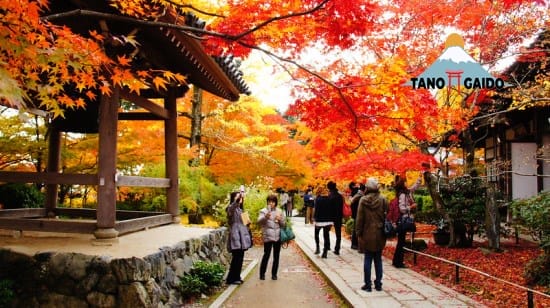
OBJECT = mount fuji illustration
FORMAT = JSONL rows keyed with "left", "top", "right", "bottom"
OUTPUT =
{"left": 405, "top": 34, "right": 506, "bottom": 89}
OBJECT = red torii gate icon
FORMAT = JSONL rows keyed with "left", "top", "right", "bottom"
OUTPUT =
{"left": 445, "top": 70, "right": 464, "bottom": 92}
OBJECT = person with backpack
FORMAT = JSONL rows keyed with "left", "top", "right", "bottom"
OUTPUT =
{"left": 391, "top": 176, "right": 421, "bottom": 268}
{"left": 355, "top": 177, "right": 388, "bottom": 292}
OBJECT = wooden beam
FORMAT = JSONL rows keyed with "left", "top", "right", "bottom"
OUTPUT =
{"left": 54, "top": 208, "right": 97, "bottom": 219}
{"left": 0, "top": 171, "right": 97, "bottom": 185}
{"left": 115, "top": 210, "right": 166, "bottom": 220}
{"left": 115, "top": 214, "right": 173, "bottom": 235}
{"left": 116, "top": 176, "right": 170, "bottom": 188}
{"left": 96, "top": 88, "right": 119, "bottom": 237}
{"left": 0, "top": 208, "right": 46, "bottom": 218}
{"left": 0, "top": 218, "right": 97, "bottom": 234}
{"left": 165, "top": 88, "right": 179, "bottom": 220}
{"left": 46, "top": 129, "right": 61, "bottom": 215}
{"left": 118, "top": 112, "right": 164, "bottom": 121}
{"left": 120, "top": 89, "right": 169, "bottom": 119}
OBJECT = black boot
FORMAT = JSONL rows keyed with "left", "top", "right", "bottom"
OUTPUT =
{"left": 321, "top": 249, "right": 328, "bottom": 258}
{"left": 314, "top": 245, "right": 320, "bottom": 254}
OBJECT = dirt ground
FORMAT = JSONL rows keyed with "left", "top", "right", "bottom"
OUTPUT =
{"left": 217, "top": 242, "right": 348, "bottom": 308}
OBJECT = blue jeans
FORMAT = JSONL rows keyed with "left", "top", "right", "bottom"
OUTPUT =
{"left": 364, "top": 250, "right": 383, "bottom": 288}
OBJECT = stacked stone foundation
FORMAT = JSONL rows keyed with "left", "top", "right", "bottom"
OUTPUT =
{"left": 0, "top": 227, "right": 229, "bottom": 307}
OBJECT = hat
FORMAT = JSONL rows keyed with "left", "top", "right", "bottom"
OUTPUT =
{"left": 365, "top": 177, "right": 378, "bottom": 191}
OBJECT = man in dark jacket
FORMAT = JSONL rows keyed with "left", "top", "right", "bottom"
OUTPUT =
{"left": 313, "top": 186, "right": 333, "bottom": 258}
{"left": 327, "top": 181, "right": 344, "bottom": 255}
{"left": 349, "top": 182, "right": 365, "bottom": 249}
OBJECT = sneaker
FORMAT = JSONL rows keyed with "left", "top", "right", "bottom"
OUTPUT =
{"left": 227, "top": 280, "right": 242, "bottom": 285}
{"left": 272, "top": 275, "right": 278, "bottom": 280}
{"left": 259, "top": 275, "right": 265, "bottom": 280}
{"left": 361, "top": 285, "right": 372, "bottom": 292}
{"left": 375, "top": 285, "right": 382, "bottom": 291}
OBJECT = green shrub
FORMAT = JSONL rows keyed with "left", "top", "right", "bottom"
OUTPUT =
{"left": 178, "top": 260, "right": 226, "bottom": 298}
{"left": 345, "top": 218, "right": 354, "bottom": 236}
{"left": 511, "top": 191, "right": 550, "bottom": 253}
{"left": 0, "top": 279, "right": 14, "bottom": 308}
{"left": 190, "top": 261, "right": 225, "bottom": 287}
{"left": 178, "top": 274, "right": 207, "bottom": 298}
{"left": 0, "top": 183, "right": 44, "bottom": 209}
{"left": 524, "top": 254, "right": 550, "bottom": 288}
{"left": 417, "top": 195, "right": 434, "bottom": 212}
{"left": 511, "top": 191, "right": 550, "bottom": 288}
{"left": 293, "top": 194, "right": 304, "bottom": 217}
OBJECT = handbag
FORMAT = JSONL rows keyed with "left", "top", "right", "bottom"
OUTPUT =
{"left": 240, "top": 211, "right": 251, "bottom": 225}
{"left": 280, "top": 223, "right": 295, "bottom": 248}
{"left": 397, "top": 214, "right": 416, "bottom": 233}
{"left": 383, "top": 219, "right": 396, "bottom": 238}
{"left": 383, "top": 198, "right": 396, "bottom": 237}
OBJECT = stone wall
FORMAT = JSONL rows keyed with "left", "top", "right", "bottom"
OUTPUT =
{"left": 0, "top": 227, "right": 229, "bottom": 307}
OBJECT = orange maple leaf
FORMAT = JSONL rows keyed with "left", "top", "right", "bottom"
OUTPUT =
{"left": 152, "top": 76, "right": 168, "bottom": 91}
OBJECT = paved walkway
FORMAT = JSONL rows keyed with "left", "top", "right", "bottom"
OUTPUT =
{"left": 290, "top": 217, "right": 484, "bottom": 307}
{"left": 214, "top": 217, "right": 484, "bottom": 308}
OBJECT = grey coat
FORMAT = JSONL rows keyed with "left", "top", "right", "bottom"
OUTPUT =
{"left": 257, "top": 207, "right": 286, "bottom": 242}
{"left": 226, "top": 201, "right": 252, "bottom": 251}
{"left": 355, "top": 191, "right": 388, "bottom": 253}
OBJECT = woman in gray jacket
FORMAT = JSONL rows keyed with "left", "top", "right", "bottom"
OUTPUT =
{"left": 257, "top": 194, "right": 286, "bottom": 280}
{"left": 226, "top": 191, "right": 252, "bottom": 285}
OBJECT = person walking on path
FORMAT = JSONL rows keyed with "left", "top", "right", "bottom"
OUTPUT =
{"left": 313, "top": 186, "right": 334, "bottom": 258}
{"left": 280, "top": 190, "right": 290, "bottom": 216}
{"left": 303, "top": 188, "right": 315, "bottom": 224}
{"left": 392, "top": 175, "right": 421, "bottom": 268}
{"left": 349, "top": 182, "right": 365, "bottom": 250}
{"left": 286, "top": 191, "right": 294, "bottom": 217}
{"left": 355, "top": 177, "right": 388, "bottom": 292}
{"left": 327, "top": 181, "right": 344, "bottom": 255}
{"left": 257, "top": 194, "right": 286, "bottom": 280}
{"left": 225, "top": 191, "right": 252, "bottom": 285}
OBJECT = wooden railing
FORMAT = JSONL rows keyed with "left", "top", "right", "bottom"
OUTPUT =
{"left": 404, "top": 246, "right": 550, "bottom": 308}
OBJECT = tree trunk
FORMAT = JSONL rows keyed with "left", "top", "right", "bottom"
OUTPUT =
{"left": 423, "top": 170, "right": 456, "bottom": 247}
{"left": 485, "top": 182, "right": 501, "bottom": 251}
{"left": 190, "top": 87, "right": 203, "bottom": 148}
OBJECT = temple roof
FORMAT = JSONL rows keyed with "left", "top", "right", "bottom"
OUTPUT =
{"left": 45, "top": 0, "right": 250, "bottom": 101}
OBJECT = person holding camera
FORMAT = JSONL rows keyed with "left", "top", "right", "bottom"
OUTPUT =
{"left": 392, "top": 176, "right": 421, "bottom": 269}
{"left": 225, "top": 191, "right": 252, "bottom": 285}
{"left": 257, "top": 194, "right": 286, "bottom": 280}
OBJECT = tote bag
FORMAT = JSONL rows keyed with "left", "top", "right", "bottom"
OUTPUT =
{"left": 280, "top": 221, "right": 295, "bottom": 248}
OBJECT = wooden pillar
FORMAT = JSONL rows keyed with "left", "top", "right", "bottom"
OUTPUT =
{"left": 45, "top": 128, "right": 61, "bottom": 217}
{"left": 94, "top": 88, "right": 120, "bottom": 239}
{"left": 165, "top": 88, "right": 180, "bottom": 223}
